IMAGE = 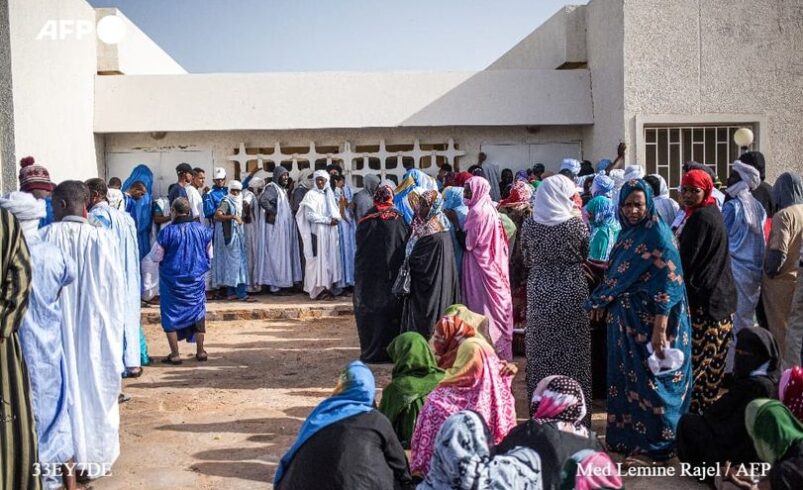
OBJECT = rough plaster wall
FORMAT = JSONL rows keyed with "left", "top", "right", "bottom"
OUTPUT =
{"left": 8, "top": 0, "right": 100, "bottom": 186}
{"left": 623, "top": 0, "right": 803, "bottom": 180}
{"left": 0, "top": 0, "right": 16, "bottom": 192}
{"left": 102, "top": 125, "right": 586, "bottom": 178}
{"left": 583, "top": 0, "right": 626, "bottom": 164}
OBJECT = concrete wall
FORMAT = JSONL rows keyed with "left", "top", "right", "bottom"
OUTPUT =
{"left": 622, "top": 0, "right": 803, "bottom": 180}
{"left": 96, "top": 8, "right": 185, "bottom": 75}
{"left": 582, "top": 0, "right": 626, "bottom": 164}
{"left": 94, "top": 70, "right": 593, "bottom": 132}
{"left": 1, "top": 0, "right": 100, "bottom": 190}
{"left": 102, "top": 125, "right": 586, "bottom": 185}
{"left": 487, "top": 5, "right": 588, "bottom": 70}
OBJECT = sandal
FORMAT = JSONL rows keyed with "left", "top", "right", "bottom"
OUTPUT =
{"left": 196, "top": 351, "right": 208, "bottom": 362}
{"left": 238, "top": 296, "right": 257, "bottom": 303}
{"left": 125, "top": 367, "right": 143, "bottom": 378}
{"left": 160, "top": 355, "right": 183, "bottom": 365}
{"left": 118, "top": 393, "right": 131, "bottom": 404}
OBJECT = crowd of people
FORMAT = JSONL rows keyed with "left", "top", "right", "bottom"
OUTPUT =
{"left": 3, "top": 142, "right": 803, "bottom": 489}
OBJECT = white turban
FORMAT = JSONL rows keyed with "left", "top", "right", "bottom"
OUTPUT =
{"left": 0, "top": 191, "right": 46, "bottom": 237}
{"left": 228, "top": 180, "right": 243, "bottom": 191}
{"left": 623, "top": 164, "right": 645, "bottom": 181}
{"left": 560, "top": 158, "right": 581, "bottom": 176}
{"left": 249, "top": 177, "right": 265, "bottom": 190}
{"left": 726, "top": 160, "right": 763, "bottom": 233}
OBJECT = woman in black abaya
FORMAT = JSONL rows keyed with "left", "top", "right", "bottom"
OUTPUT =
{"left": 353, "top": 183, "right": 409, "bottom": 362}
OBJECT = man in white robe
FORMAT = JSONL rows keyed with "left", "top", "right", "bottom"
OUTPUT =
{"left": 296, "top": 170, "right": 342, "bottom": 300}
{"left": 40, "top": 180, "right": 126, "bottom": 478}
{"left": 87, "top": 178, "right": 143, "bottom": 376}
{"left": 259, "top": 166, "right": 302, "bottom": 292}
{"left": 0, "top": 192, "right": 80, "bottom": 490}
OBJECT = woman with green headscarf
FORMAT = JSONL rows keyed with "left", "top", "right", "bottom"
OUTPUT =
{"left": 379, "top": 332, "right": 444, "bottom": 448}
{"left": 737, "top": 399, "right": 803, "bottom": 489}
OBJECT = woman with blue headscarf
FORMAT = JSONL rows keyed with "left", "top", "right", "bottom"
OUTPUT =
{"left": 274, "top": 361, "right": 414, "bottom": 489}
{"left": 584, "top": 196, "right": 620, "bottom": 262}
{"left": 588, "top": 179, "right": 692, "bottom": 463}
{"left": 123, "top": 164, "right": 155, "bottom": 260}
{"left": 442, "top": 186, "right": 468, "bottom": 276}
{"left": 393, "top": 168, "right": 438, "bottom": 224}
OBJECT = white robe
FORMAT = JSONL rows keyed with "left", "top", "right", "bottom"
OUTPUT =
{"left": 40, "top": 217, "right": 126, "bottom": 473}
{"left": 295, "top": 187, "right": 342, "bottom": 298}
{"left": 260, "top": 182, "right": 302, "bottom": 289}
{"left": 89, "top": 202, "right": 142, "bottom": 368}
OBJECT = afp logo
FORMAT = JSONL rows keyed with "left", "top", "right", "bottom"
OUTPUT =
{"left": 36, "top": 14, "right": 126, "bottom": 44}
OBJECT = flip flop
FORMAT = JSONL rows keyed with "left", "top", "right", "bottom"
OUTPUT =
{"left": 196, "top": 351, "right": 208, "bottom": 362}
{"left": 161, "top": 355, "right": 183, "bottom": 365}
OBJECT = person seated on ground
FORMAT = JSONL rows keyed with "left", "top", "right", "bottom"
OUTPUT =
{"left": 378, "top": 332, "right": 444, "bottom": 449}
{"left": 779, "top": 366, "right": 803, "bottom": 421}
{"left": 417, "top": 410, "right": 543, "bottom": 490}
{"left": 721, "top": 399, "right": 803, "bottom": 490}
{"left": 409, "top": 312, "right": 517, "bottom": 477}
{"left": 677, "top": 326, "right": 779, "bottom": 472}
{"left": 274, "top": 361, "right": 414, "bottom": 490}
{"left": 560, "top": 449, "right": 624, "bottom": 490}
{"left": 497, "top": 375, "right": 601, "bottom": 490}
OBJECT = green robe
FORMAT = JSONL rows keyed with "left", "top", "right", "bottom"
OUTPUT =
{"left": 0, "top": 209, "right": 40, "bottom": 490}
{"left": 379, "top": 332, "right": 444, "bottom": 448}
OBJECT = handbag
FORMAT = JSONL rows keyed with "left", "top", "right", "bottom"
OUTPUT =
{"left": 391, "top": 258, "right": 411, "bottom": 297}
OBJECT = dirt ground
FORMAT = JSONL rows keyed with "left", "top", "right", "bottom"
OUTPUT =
{"left": 94, "top": 310, "right": 706, "bottom": 489}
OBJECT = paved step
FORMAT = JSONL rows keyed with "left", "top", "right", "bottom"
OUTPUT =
{"left": 140, "top": 293, "right": 354, "bottom": 325}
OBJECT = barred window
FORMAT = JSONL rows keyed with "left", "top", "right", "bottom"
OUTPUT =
{"left": 644, "top": 124, "right": 756, "bottom": 191}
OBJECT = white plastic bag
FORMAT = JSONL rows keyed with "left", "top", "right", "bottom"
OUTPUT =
{"left": 646, "top": 343, "right": 684, "bottom": 374}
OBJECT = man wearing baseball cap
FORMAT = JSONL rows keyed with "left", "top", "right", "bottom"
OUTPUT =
{"left": 202, "top": 167, "right": 228, "bottom": 224}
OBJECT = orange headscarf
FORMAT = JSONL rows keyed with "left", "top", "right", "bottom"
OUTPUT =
{"left": 430, "top": 316, "right": 477, "bottom": 369}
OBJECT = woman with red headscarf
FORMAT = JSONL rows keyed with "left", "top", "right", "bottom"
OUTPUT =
{"left": 676, "top": 169, "right": 736, "bottom": 413}
{"left": 354, "top": 183, "right": 410, "bottom": 362}
{"left": 462, "top": 177, "right": 514, "bottom": 360}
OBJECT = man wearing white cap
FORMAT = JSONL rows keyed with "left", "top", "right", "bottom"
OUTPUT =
{"left": 212, "top": 180, "right": 254, "bottom": 301}
{"left": 203, "top": 167, "right": 229, "bottom": 225}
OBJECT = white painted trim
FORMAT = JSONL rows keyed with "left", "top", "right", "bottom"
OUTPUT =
{"left": 635, "top": 113, "right": 769, "bottom": 167}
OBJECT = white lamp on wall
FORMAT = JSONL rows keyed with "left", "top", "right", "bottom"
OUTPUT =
{"left": 733, "top": 127, "right": 754, "bottom": 154}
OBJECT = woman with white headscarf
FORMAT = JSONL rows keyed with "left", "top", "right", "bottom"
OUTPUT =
{"left": 295, "top": 170, "right": 343, "bottom": 300}
{"left": 212, "top": 179, "right": 253, "bottom": 301}
{"left": 723, "top": 161, "right": 767, "bottom": 372}
{"left": 643, "top": 174, "right": 680, "bottom": 225}
{"left": 521, "top": 175, "right": 591, "bottom": 407}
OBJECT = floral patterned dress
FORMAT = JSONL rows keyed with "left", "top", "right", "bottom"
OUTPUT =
{"left": 588, "top": 179, "right": 693, "bottom": 460}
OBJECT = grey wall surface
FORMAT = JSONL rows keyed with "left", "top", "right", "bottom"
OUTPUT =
{"left": 622, "top": 0, "right": 803, "bottom": 180}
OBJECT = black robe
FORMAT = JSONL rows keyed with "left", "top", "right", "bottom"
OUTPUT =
{"left": 677, "top": 375, "right": 777, "bottom": 467}
{"left": 401, "top": 231, "right": 460, "bottom": 339}
{"left": 678, "top": 205, "right": 736, "bottom": 321}
{"left": 770, "top": 442, "right": 803, "bottom": 490}
{"left": 496, "top": 421, "right": 601, "bottom": 490}
{"left": 354, "top": 208, "right": 409, "bottom": 362}
{"left": 276, "top": 410, "right": 415, "bottom": 490}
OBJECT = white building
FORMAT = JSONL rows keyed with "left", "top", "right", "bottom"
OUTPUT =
{"left": 1, "top": 0, "right": 801, "bottom": 195}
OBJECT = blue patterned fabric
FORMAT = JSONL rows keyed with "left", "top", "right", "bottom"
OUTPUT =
{"left": 588, "top": 179, "right": 693, "bottom": 460}
{"left": 585, "top": 196, "right": 620, "bottom": 261}
{"left": 274, "top": 361, "right": 375, "bottom": 486}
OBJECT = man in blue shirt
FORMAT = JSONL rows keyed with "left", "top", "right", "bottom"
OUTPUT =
{"left": 203, "top": 167, "right": 228, "bottom": 225}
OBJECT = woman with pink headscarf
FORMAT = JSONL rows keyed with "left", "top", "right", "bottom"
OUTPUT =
{"left": 461, "top": 177, "right": 514, "bottom": 360}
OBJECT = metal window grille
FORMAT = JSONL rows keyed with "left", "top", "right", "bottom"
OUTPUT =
{"left": 644, "top": 124, "right": 756, "bottom": 191}
{"left": 228, "top": 139, "right": 464, "bottom": 189}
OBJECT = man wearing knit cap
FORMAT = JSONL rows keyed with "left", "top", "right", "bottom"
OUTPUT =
{"left": 203, "top": 167, "right": 229, "bottom": 225}
{"left": 18, "top": 155, "right": 56, "bottom": 227}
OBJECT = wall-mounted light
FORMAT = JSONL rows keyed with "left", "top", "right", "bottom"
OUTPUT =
{"left": 733, "top": 127, "right": 754, "bottom": 154}
{"left": 150, "top": 131, "right": 167, "bottom": 140}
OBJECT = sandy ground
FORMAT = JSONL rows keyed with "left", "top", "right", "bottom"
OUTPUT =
{"left": 93, "top": 311, "right": 706, "bottom": 489}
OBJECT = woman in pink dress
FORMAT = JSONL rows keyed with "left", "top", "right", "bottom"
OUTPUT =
{"left": 409, "top": 313, "right": 517, "bottom": 477}
{"left": 461, "top": 176, "right": 514, "bottom": 360}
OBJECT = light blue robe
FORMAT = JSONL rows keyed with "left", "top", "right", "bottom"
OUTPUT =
{"left": 18, "top": 233, "right": 76, "bottom": 468}
{"left": 89, "top": 202, "right": 143, "bottom": 368}
{"left": 336, "top": 186, "right": 356, "bottom": 287}
{"left": 212, "top": 196, "right": 248, "bottom": 288}
{"left": 723, "top": 195, "right": 767, "bottom": 370}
